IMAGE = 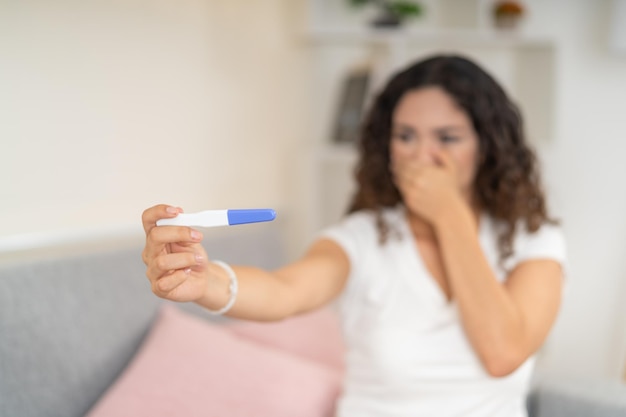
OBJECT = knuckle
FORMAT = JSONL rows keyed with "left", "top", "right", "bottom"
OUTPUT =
{"left": 155, "top": 256, "right": 169, "bottom": 272}
{"left": 147, "top": 228, "right": 165, "bottom": 246}
{"left": 145, "top": 268, "right": 158, "bottom": 284}
{"left": 161, "top": 275, "right": 177, "bottom": 292}
{"left": 147, "top": 226, "right": 159, "bottom": 241}
{"left": 150, "top": 280, "right": 162, "bottom": 297}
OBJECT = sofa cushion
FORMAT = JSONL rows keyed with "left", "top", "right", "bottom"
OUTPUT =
{"left": 226, "top": 306, "right": 345, "bottom": 371}
{"left": 86, "top": 304, "right": 343, "bottom": 417}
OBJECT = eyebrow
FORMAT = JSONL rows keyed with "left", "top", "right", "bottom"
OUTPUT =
{"left": 392, "top": 123, "right": 466, "bottom": 134}
{"left": 434, "top": 125, "right": 466, "bottom": 134}
{"left": 392, "top": 123, "right": 416, "bottom": 132}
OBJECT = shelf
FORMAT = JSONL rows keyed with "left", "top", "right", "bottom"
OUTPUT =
{"left": 306, "top": 27, "right": 556, "bottom": 148}
{"left": 304, "top": 27, "right": 554, "bottom": 49}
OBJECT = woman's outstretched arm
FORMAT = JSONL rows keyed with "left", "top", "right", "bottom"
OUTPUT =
{"left": 142, "top": 204, "right": 350, "bottom": 321}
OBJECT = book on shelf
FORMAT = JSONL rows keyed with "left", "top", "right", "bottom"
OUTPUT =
{"left": 332, "top": 64, "right": 371, "bottom": 144}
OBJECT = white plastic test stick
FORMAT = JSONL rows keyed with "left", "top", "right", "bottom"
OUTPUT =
{"left": 156, "top": 209, "right": 276, "bottom": 228}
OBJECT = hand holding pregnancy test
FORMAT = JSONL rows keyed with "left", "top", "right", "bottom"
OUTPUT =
{"left": 156, "top": 208, "right": 276, "bottom": 228}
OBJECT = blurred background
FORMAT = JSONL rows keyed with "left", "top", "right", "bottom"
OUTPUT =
{"left": 1, "top": 0, "right": 625, "bottom": 385}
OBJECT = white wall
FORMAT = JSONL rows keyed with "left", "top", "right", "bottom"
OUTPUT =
{"left": 0, "top": 0, "right": 309, "bottom": 255}
{"left": 526, "top": 0, "right": 626, "bottom": 382}
{"left": 1, "top": 0, "right": 625, "bottom": 381}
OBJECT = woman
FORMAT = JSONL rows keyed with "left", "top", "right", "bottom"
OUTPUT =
{"left": 141, "top": 55, "right": 566, "bottom": 416}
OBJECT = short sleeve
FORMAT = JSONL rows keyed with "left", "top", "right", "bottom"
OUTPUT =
{"left": 314, "top": 211, "right": 379, "bottom": 320}
{"left": 504, "top": 222, "right": 568, "bottom": 278}
{"left": 315, "top": 211, "right": 377, "bottom": 279}
{"left": 317, "top": 222, "right": 358, "bottom": 272}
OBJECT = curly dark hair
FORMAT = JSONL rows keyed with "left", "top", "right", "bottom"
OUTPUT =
{"left": 348, "top": 54, "right": 556, "bottom": 265}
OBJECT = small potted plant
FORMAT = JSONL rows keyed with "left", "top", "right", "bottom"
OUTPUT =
{"left": 492, "top": 1, "right": 525, "bottom": 29}
{"left": 349, "top": 0, "right": 424, "bottom": 28}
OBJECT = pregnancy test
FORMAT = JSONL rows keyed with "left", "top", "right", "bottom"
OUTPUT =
{"left": 156, "top": 209, "right": 276, "bottom": 228}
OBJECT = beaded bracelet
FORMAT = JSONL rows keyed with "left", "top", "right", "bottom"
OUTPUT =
{"left": 206, "top": 260, "right": 238, "bottom": 316}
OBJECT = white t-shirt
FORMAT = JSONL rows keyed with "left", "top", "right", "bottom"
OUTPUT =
{"left": 320, "top": 205, "right": 567, "bottom": 417}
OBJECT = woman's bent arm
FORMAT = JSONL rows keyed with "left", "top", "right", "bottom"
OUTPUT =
{"left": 434, "top": 200, "right": 563, "bottom": 377}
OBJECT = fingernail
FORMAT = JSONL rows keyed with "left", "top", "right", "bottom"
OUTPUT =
{"left": 195, "top": 254, "right": 203, "bottom": 263}
{"left": 190, "top": 230, "right": 202, "bottom": 240}
{"left": 166, "top": 206, "right": 178, "bottom": 214}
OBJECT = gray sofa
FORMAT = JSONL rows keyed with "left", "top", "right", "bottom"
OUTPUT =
{"left": 1, "top": 225, "right": 625, "bottom": 417}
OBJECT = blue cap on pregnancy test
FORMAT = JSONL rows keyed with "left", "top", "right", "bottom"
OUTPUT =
{"left": 227, "top": 209, "right": 276, "bottom": 225}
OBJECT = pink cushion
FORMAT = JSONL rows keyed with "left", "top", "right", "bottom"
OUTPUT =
{"left": 226, "top": 307, "right": 345, "bottom": 372}
{"left": 87, "top": 305, "right": 342, "bottom": 417}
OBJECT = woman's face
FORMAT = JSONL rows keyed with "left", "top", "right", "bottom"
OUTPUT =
{"left": 390, "top": 86, "right": 481, "bottom": 200}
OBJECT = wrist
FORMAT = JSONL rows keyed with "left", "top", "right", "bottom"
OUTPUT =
{"left": 198, "top": 261, "right": 237, "bottom": 314}
{"left": 433, "top": 194, "right": 476, "bottom": 232}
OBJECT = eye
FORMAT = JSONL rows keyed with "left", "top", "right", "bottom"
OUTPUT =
{"left": 439, "top": 134, "right": 459, "bottom": 144}
{"left": 392, "top": 132, "right": 414, "bottom": 142}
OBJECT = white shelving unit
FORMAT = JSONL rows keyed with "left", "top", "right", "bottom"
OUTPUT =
{"left": 306, "top": 27, "right": 554, "bottom": 48}
{"left": 300, "top": 0, "right": 557, "bottom": 236}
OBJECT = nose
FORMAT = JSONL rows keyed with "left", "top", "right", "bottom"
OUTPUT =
{"left": 414, "top": 141, "right": 439, "bottom": 165}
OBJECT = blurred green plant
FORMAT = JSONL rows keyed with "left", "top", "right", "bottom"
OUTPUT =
{"left": 349, "top": 0, "right": 423, "bottom": 26}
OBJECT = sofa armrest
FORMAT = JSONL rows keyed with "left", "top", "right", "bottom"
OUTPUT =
{"left": 527, "top": 377, "right": 626, "bottom": 417}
